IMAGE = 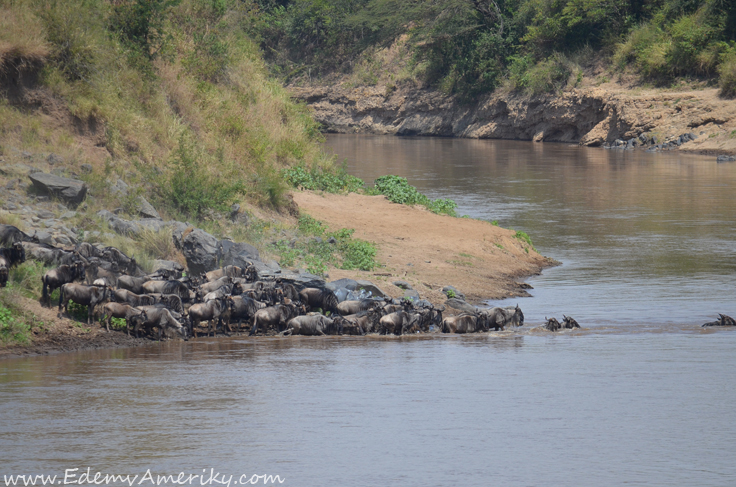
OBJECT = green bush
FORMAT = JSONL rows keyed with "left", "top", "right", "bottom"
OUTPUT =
{"left": 372, "top": 175, "right": 457, "bottom": 217}
{"left": 509, "top": 53, "right": 572, "bottom": 95}
{"left": 0, "top": 292, "right": 32, "bottom": 345}
{"left": 284, "top": 163, "right": 365, "bottom": 193}
{"left": 719, "top": 49, "right": 736, "bottom": 97}
{"left": 514, "top": 230, "right": 535, "bottom": 250}
{"left": 161, "top": 133, "right": 246, "bottom": 217}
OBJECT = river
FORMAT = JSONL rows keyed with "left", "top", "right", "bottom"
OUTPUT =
{"left": 1, "top": 136, "right": 735, "bottom": 486}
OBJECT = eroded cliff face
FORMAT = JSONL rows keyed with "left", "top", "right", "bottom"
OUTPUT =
{"left": 290, "top": 83, "right": 736, "bottom": 154}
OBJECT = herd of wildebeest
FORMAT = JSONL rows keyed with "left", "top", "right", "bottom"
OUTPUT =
{"left": 1, "top": 223, "right": 734, "bottom": 339}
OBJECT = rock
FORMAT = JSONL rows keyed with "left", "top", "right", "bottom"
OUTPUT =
{"left": 445, "top": 297, "right": 478, "bottom": 314}
{"left": 688, "top": 132, "right": 697, "bottom": 140}
{"left": 54, "top": 234, "right": 74, "bottom": 246}
{"left": 28, "top": 172, "right": 87, "bottom": 207}
{"left": 96, "top": 210, "right": 140, "bottom": 236}
{"left": 326, "top": 278, "right": 359, "bottom": 292}
{"left": 47, "top": 153, "right": 63, "bottom": 165}
{"left": 312, "top": 236, "right": 323, "bottom": 244}
{"left": 276, "top": 272, "right": 328, "bottom": 291}
{"left": 221, "top": 241, "right": 261, "bottom": 268}
{"left": 37, "top": 210, "right": 55, "bottom": 219}
{"left": 21, "top": 150, "right": 32, "bottom": 160}
{"left": 135, "top": 196, "right": 160, "bottom": 219}
{"left": 110, "top": 179, "right": 129, "bottom": 196}
{"left": 327, "top": 237, "right": 337, "bottom": 244}
{"left": 60, "top": 211, "right": 77, "bottom": 220}
{"left": 80, "top": 164, "right": 93, "bottom": 174}
{"left": 179, "top": 228, "right": 220, "bottom": 276}
{"left": 442, "top": 285, "right": 465, "bottom": 300}
{"left": 32, "top": 230, "right": 54, "bottom": 246}
{"left": 403, "top": 289, "right": 420, "bottom": 301}
{"left": 152, "top": 260, "right": 185, "bottom": 274}
{"left": 716, "top": 155, "right": 736, "bottom": 163}
{"left": 3, "top": 202, "right": 17, "bottom": 211}
{"left": 355, "top": 280, "right": 388, "bottom": 298}
{"left": 392, "top": 280, "right": 412, "bottom": 290}
{"left": 0, "top": 163, "right": 37, "bottom": 177}
{"left": 638, "top": 133, "right": 649, "bottom": 144}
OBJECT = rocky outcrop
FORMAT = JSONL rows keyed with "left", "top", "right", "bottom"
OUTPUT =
{"left": 290, "top": 84, "right": 736, "bottom": 151}
{"left": 220, "top": 240, "right": 260, "bottom": 268}
{"left": 177, "top": 228, "right": 219, "bottom": 276}
{"left": 28, "top": 172, "right": 87, "bottom": 207}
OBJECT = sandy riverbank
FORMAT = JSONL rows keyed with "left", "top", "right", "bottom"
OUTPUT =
{"left": 293, "top": 190, "right": 556, "bottom": 304}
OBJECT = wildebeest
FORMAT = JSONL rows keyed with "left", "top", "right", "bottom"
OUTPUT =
{"left": 412, "top": 306, "right": 443, "bottom": 332}
{"left": 199, "top": 276, "right": 232, "bottom": 294}
{"left": 58, "top": 283, "right": 110, "bottom": 324}
{"left": 224, "top": 295, "right": 259, "bottom": 332}
{"left": 23, "top": 242, "right": 80, "bottom": 266}
{"left": 283, "top": 315, "right": 340, "bottom": 336}
{"left": 341, "top": 308, "right": 381, "bottom": 334}
{"left": 205, "top": 265, "right": 248, "bottom": 282}
{"left": 148, "top": 293, "right": 184, "bottom": 314}
{"left": 141, "top": 280, "right": 190, "bottom": 300}
{"left": 485, "top": 305, "right": 524, "bottom": 330}
{"left": 0, "top": 224, "right": 35, "bottom": 246}
{"left": 249, "top": 303, "right": 301, "bottom": 336}
{"left": 337, "top": 299, "right": 381, "bottom": 316}
{"left": 188, "top": 298, "right": 228, "bottom": 337}
{"left": 702, "top": 314, "right": 736, "bottom": 327}
{"left": 117, "top": 275, "right": 150, "bottom": 294}
{"left": 378, "top": 311, "right": 417, "bottom": 335}
{"left": 332, "top": 315, "right": 364, "bottom": 335}
{"left": 41, "top": 262, "right": 85, "bottom": 306}
{"left": 299, "top": 288, "right": 338, "bottom": 315}
{"left": 96, "top": 302, "right": 145, "bottom": 333}
{"left": 128, "top": 307, "right": 188, "bottom": 340}
{"left": 0, "top": 243, "right": 26, "bottom": 287}
{"left": 113, "top": 288, "right": 156, "bottom": 308}
{"left": 99, "top": 246, "right": 138, "bottom": 276}
{"left": 544, "top": 317, "right": 561, "bottom": 331}
{"left": 562, "top": 315, "right": 580, "bottom": 329}
{"left": 275, "top": 280, "right": 300, "bottom": 301}
{"left": 442, "top": 313, "right": 484, "bottom": 334}
{"left": 85, "top": 261, "right": 119, "bottom": 286}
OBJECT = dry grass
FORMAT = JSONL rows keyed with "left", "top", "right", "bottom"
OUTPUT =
{"left": 0, "top": 5, "right": 49, "bottom": 66}
{"left": 0, "top": 211, "right": 24, "bottom": 230}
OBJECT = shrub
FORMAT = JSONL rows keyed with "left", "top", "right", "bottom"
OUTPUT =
{"left": 372, "top": 175, "right": 457, "bottom": 217}
{"left": 514, "top": 230, "right": 535, "bottom": 250}
{"left": 509, "top": 53, "right": 572, "bottom": 95}
{"left": 0, "top": 291, "right": 33, "bottom": 345}
{"left": 719, "top": 50, "right": 736, "bottom": 97}
{"left": 284, "top": 163, "right": 364, "bottom": 193}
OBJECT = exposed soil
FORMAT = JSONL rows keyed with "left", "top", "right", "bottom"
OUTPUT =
{"left": 293, "top": 190, "right": 556, "bottom": 305}
{"left": 0, "top": 295, "right": 150, "bottom": 359}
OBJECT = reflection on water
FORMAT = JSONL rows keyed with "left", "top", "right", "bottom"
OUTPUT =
{"left": 326, "top": 135, "right": 736, "bottom": 325}
{"left": 2, "top": 333, "right": 736, "bottom": 486}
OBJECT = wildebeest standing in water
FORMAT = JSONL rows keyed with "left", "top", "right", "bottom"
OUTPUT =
{"left": 486, "top": 305, "right": 524, "bottom": 330}
{"left": 188, "top": 298, "right": 228, "bottom": 337}
{"left": 249, "top": 303, "right": 301, "bottom": 336}
{"left": 544, "top": 317, "right": 561, "bottom": 331}
{"left": 41, "top": 261, "right": 85, "bottom": 306}
{"left": 702, "top": 314, "right": 736, "bottom": 327}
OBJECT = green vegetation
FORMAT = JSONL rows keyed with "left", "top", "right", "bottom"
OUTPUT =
{"left": 446, "top": 289, "right": 456, "bottom": 299}
{"left": 0, "top": 300, "right": 32, "bottom": 345}
{"left": 514, "top": 230, "right": 535, "bottom": 250}
{"left": 248, "top": 0, "right": 736, "bottom": 97}
{"left": 283, "top": 163, "right": 365, "bottom": 193}
{"left": 371, "top": 175, "right": 458, "bottom": 216}
{"left": 270, "top": 215, "right": 378, "bottom": 274}
{"left": 0, "top": 0, "right": 339, "bottom": 219}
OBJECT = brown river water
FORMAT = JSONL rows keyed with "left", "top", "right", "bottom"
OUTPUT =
{"left": 2, "top": 136, "right": 735, "bottom": 486}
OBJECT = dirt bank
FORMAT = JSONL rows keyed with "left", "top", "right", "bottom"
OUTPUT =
{"left": 293, "top": 191, "right": 556, "bottom": 304}
{"left": 290, "top": 81, "right": 736, "bottom": 155}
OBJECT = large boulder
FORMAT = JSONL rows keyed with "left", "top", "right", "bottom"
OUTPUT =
{"left": 28, "top": 172, "right": 87, "bottom": 207}
{"left": 96, "top": 210, "right": 140, "bottom": 236}
{"left": 220, "top": 240, "right": 260, "bottom": 268}
{"left": 135, "top": 196, "right": 161, "bottom": 219}
{"left": 445, "top": 297, "right": 478, "bottom": 314}
{"left": 275, "top": 272, "right": 328, "bottom": 291}
{"left": 355, "top": 280, "right": 388, "bottom": 298}
{"left": 326, "top": 278, "right": 359, "bottom": 292}
{"left": 179, "top": 228, "right": 219, "bottom": 276}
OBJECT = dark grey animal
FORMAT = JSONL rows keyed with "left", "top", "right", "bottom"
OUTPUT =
{"left": 97, "top": 302, "right": 144, "bottom": 333}
{"left": 332, "top": 315, "right": 364, "bottom": 335}
{"left": 486, "top": 305, "right": 524, "bottom": 330}
{"left": 225, "top": 295, "right": 260, "bottom": 332}
{"left": 283, "top": 315, "right": 340, "bottom": 336}
{"left": 199, "top": 276, "right": 232, "bottom": 294}
{"left": 0, "top": 243, "right": 26, "bottom": 287}
{"left": 379, "top": 311, "right": 417, "bottom": 335}
{"left": 148, "top": 293, "right": 184, "bottom": 314}
{"left": 205, "top": 265, "right": 247, "bottom": 282}
{"left": 412, "top": 306, "right": 443, "bottom": 332}
{"left": 341, "top": 308, "right": 381, "bottom": 334}
{"left": 58, "top": 283, "right": 110, "bottom": 324}
{"left": 113, "top": 289, "right": 156, "bottom": 308}
{"left": 562, "top": 315, "right": 580, "bottom": 329}
{"left": 117, "top": 275, "right": 150, "bottom": 294}
{"left": 544, "top": 317, "right": 561, "bottom": 331}
{"left": 249, "top": 303, "right": 301, "bottom": 336}
{"left": 0, "top": 224, "right": 35, "bottom": 246}
{"left": 299, "top": 288, "right": 338, "bottom": 315}
{"left": 128, "top": 307, "right": 188, "bottom": 340}
{"left": 99, "top": 247, "right": 139, "bottom": 275}
{"left": 702, "top": 314, "right": 736, "bottom": 327}
{"left": 442, "top": 313, "right": 484, "bottom": 334}
{"left": 189, "top": 298, "right": 228, "bottom": 337}
{"left": 85, "top": 262, "right": 119, "bottom": 287}
{"left": 41, "top": 262, "right": 85, "bottom": 306}
{"left": 141, "top": 280, "right": 190, "bottom": 300}
{"left": 337, "top": 299, "right": 380, "bottom": 316}
{"left": 23, "top": 242, "right": 80, "bottom": 266}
